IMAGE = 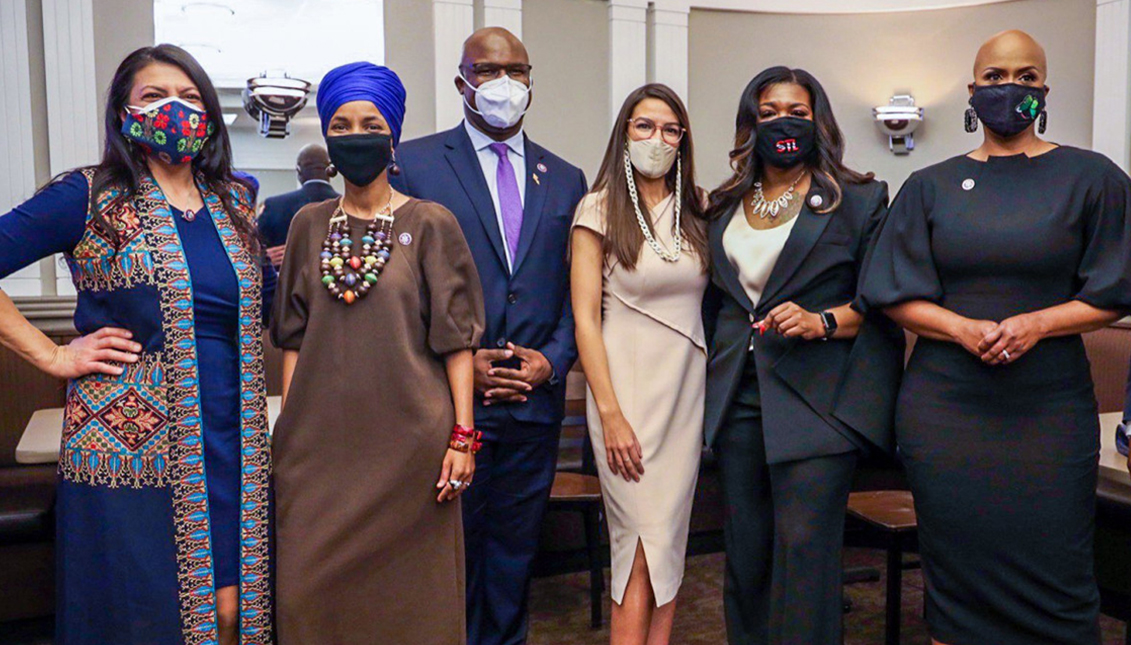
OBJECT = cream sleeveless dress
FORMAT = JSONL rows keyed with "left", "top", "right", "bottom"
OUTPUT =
{"left": 572, "top": 191, "right": 708, "bottom": 606}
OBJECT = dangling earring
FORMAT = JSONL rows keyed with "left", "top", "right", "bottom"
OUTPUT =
{"left": 1038, "top": 110, "right": 1048, "bottom": 135}
{"left": 327, "top": 164, "right": 338, "bottom": 178}
{"left": 964, "top": 100, "right": 979, "bottom": 133}
{"left": 389, "top": 147, "right": 401, "bottom": 176}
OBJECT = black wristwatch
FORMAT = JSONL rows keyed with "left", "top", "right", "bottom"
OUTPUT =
{"left": 819, "top": 311, "right": 838, "bottom": 340}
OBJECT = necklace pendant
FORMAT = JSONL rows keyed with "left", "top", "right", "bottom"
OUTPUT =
{"left": 182, "top": 209, "right": 196, "bottom": 222}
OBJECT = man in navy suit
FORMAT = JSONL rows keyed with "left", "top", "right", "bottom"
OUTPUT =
{"left": 257, "top": 143, "right": 338, "bottom": 266}
{"left": 392, "top": 27, "right": 586, "bottom": 645}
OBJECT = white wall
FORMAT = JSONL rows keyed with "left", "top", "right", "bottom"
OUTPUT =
{"left": 1, "top": 0, "right": 1118, "bottom": 296}
{"left": 688, "top": 0, "right": 1097, "bottom": 191}
{"left": 522, "top": 0, "right": 610, "bottom": 179}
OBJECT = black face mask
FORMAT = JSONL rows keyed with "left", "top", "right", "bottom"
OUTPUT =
{"left": 755, "top": 117, "right": 817, "bottom": 169}
{"left": 326, "top": 133, "right": 393, "bottom": 187}
{"left": 970, "top": 83, "right": 1047, "bottom": 138}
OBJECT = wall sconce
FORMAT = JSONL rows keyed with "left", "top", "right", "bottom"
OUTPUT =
{"left": 873, "top": 95, "right": 924, "bottom": 155}
{"left": 242, "top": 71, "right": 311, "bottom": 139}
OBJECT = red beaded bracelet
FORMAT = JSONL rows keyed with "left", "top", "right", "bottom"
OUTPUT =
{"left": 449, "top": 424, "right": 483, "bottom": 454}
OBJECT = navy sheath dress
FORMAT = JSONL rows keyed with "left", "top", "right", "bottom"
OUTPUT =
{"left": 0, "top": 172, "right": 265, "bottom": 641}
{"left": 861, "top": 146, "right": 1131, "bottom": 644}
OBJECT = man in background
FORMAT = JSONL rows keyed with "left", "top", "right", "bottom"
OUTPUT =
{"left": 393, "top": 26, "right": 587, "bottom": 645}
{"left": 257, "top": 143, "right": 338, "bottom": 267}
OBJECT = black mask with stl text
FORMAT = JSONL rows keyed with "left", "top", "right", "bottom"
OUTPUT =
{"left": 326, "top": 133, "right": 393, "bottom": 187}
{"left": 755, "top": 117, "right": 817, "bottom": 168}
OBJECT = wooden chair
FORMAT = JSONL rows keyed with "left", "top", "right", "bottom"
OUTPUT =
{"left": 548, "top": 471, "right": 604, "bottom": 628}
{"left": 545, "top": 384, "right": 607, "bottom": 628}
{"left": 846, "top": 490, "right": 919, "bottom": 645}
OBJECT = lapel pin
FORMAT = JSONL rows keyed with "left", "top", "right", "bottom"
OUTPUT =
{"left": 962, "top": 178, "right": 975, "bottom": 191}
{"left": 533, "top": 173, "right": 540, "bottom": 186}
{"left": 398, "top": 232, "right": 413, "bottom": 246}
{"left": 809, "top": 194, "right": 824, "bottom": 208}
{"left": 537, "top": 162, "right": 548, "bottom": 173}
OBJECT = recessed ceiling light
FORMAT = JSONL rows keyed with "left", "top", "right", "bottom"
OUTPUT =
{"left": 180, "top": 2, "right": 234, "bottom": 18}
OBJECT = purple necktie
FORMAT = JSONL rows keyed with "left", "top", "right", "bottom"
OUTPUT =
{"left": 489, "top": 142, "right": 523, "bottom": 264}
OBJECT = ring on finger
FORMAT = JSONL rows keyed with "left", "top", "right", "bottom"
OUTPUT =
{"left": 448, "top": 479, "right": 466, "bottom": 490}
{"left": 1001, "top": 349, "right": 1011, "bottom": 361}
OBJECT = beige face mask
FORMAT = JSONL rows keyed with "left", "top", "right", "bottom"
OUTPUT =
{"left": 627, "top": 137, "right": 677, "bottom": 179}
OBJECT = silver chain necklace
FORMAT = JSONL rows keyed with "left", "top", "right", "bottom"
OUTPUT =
{"left": 750, "top": 172, "right": 805, "bottom": 220}
{"left": 624, "top": 147, "right": 682, "bottom": 262}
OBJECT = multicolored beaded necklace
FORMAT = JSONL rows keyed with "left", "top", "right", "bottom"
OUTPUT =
{"left": 319, "top": 197, "right": 395, "bottom": 305}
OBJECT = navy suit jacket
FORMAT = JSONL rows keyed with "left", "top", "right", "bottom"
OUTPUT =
{"left": 704, "top": 181, "right": 905, "bottom": 462}
{"left": 392, "top": 125, "right": 587, "bottom": 430}
{"left": 257, "top": 181, "right": 339, "bottom": 247}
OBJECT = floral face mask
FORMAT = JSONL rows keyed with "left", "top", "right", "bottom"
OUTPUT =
{"left": 120, "top": 96, "right": 214, "bottom": 165}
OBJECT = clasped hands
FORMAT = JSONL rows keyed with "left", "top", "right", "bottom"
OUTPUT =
{"left": 957, "top": 313, "right": 1045, "bottom": 366}
{"left": 759, "top": 303, "right": 1046, "bottom": 366}
{"left": 473, "top": 342, "right": 553, "bottom": 405}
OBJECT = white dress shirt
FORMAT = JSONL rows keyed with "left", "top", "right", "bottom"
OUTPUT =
{"left": 464, "top": 119, "right": 527, "bottom": 271}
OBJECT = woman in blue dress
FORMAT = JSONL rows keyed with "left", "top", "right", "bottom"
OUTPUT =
{"left": 0, "top": 45, "right": 273, "bottom": 644}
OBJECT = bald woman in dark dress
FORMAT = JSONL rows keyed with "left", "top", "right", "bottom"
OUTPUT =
{"left": 862, "top": 31, "right": 1131, "bottom": 644}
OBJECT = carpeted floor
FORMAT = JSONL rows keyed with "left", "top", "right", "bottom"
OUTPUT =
{"left": 529, "top": 547, "right": 1130, "bottom": 644}
{"left": 3, "top": 547, "right": 1126, "bottom": 644}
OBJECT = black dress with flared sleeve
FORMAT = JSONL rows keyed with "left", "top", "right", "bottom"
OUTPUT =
{"left": 860, "top": 146, "right": 1131, "bottom": 644}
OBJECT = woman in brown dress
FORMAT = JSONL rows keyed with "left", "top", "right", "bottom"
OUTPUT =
{"left": 270, "top": 62, "right": 485, "bottom": 644}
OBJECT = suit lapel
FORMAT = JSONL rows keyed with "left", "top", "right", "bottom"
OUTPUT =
{"left": 511, "top": 139, "right": 547, "bottom": 275}
{"left": 756, "top": 190, "right": 831, "bottom": 313}
{"left": 709, "top": 207, "right": 754, "bottom": 314}
{"left": 443, "top": 126, "right": 509, "bottom": 271}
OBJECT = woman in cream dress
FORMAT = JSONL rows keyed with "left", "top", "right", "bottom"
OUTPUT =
{"left": 571, "top": 84, "right": 708, "bottom": 645}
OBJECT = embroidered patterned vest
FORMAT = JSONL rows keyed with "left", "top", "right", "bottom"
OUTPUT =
{"left": 62, "top": 169, "right": 273, "bottom": 644}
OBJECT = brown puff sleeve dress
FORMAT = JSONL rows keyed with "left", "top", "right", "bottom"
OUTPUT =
{"left": 270, "top": 197, "right": 485, "bottom": 645}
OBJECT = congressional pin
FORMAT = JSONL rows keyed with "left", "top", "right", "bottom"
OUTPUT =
{"left": 398, "top": 232, "right": 413, "bottom": 246}
{"left": 808, "top": 194, "right": 824, "bottom": 209}
{"left": 962, "top": 178, "right": 976, "bottom": 191}
{"left": 537, "top": 162, "right": 548, "bottom": 173}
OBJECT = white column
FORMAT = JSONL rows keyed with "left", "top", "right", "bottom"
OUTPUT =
{"left": 1093, "top": 0, "right": 1131, "bottom": 172}
{"left": 650, "top": 0, "right": 690, "bottom": 106}
{"left": 0, "top": 0, "right": 37, "bottom": 212}
{"left": 483, "top": 0, "right": 522, "bottom": 39}
{"left": 0, "top": 1, "right": 42, "bottom": 296}
{"left": 42, "top": 0, "right": 99, "bottom": 176}
{"left": 608, "top": 0, "right": 648, "bottom": 125}
{"left": 434, "top": 0, "right": 475, "bottom": 131}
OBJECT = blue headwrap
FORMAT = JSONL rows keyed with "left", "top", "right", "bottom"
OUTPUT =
{"left": 316, "top": 62, "right": 407, "bottom": 145}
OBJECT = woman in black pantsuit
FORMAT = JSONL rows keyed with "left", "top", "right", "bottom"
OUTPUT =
{"left": 704, "top": 67, "right": 904, "bottom": 645}
{"left": 862, "top": 31, "right": 1131, "bottom": 645}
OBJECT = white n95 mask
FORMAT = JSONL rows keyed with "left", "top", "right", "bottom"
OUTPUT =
{"left": 461, "top": 73, "right": 531, "bottom": 129}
